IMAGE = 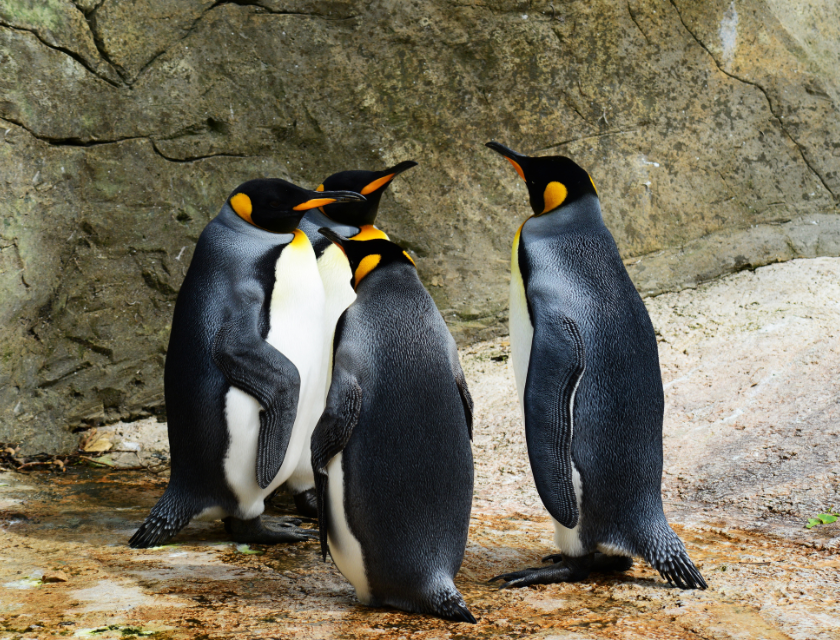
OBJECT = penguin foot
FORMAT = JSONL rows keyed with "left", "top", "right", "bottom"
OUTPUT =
{"left": 292, "top": 488, "right": 319, "bottom": 519}
{"left": 491, "top": 554, "right": 593, "bottom": 588}
{"left": 543, "top": 552, "right": 633, "bottom": 573}
{"left": 223, "top": 516, "right": 318, "bottom": 544}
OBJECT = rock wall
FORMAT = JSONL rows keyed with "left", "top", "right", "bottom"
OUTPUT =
{"left": 1, "top": 0, "right": 838, "bottom": 452}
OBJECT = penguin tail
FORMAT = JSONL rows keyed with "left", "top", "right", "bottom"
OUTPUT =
{"left": 427, "top": 584, "right": 477, "bottom": 624}
{"left": 129, "top": 488, "right": 195, "bottom": 549}
{"left": 641, "top": 522, "right": 707, "bottom": 590}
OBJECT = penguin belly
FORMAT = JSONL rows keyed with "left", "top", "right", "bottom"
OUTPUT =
{"left": 510, "top": 231, "right": 585, "bottom": 556}
{"left": 286, "top": 243, "right": 356, "bottom": 493}
{"left": 318, "top": 244, "right": 358, "bottom": 393}
{"left": 326, "top": 452, "right": 371, "bottom": 604}
{"left": 223, "top": 233, "right": 326, "bottom": 517}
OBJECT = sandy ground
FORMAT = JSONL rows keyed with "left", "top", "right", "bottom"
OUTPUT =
{"left": 1, "top": 257, "right": 839, "bottom": 639}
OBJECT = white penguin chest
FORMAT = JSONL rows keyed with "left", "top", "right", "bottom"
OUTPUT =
{"left": 222, "top": 235, "right": 326, "bottom": 517}
{"left": 326, "top": 453, "right": 371, "bottom": 603}
{"left": 317, "top": 244, "right": 357, "bottom": 397}
{"left": 509, "top": 230, "right": 534, "bottom": 409}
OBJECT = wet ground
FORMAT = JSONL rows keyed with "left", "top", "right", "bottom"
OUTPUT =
{"left": 2, "top": 257, "right": 840, "bottom": 639}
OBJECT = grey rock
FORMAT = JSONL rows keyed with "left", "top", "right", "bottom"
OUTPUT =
{"left": 0, "top": 0, "right": 837, "bottom": 452}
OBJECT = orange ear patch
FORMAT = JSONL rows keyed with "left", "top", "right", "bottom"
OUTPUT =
{"left": 293, "top": 197, "right": 337, "bottom": 211}
{"left": 542, "top": 181, "right": 568, "bottom": 214}
{"left": 505, "top": 157, "right": 526, "bottom": 181}
{"left": 360, "top": 173, "right": 396, "bottom": 195}
{"left": 354, "top": 254, "right": 381, "bottom": 288}
{"left": 230, "top": 193, "right": 253, "bottom": 224}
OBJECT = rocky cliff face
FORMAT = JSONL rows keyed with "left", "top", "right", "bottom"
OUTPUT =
{"left": 1, "top": 0, "right": 838, "bottom": 452}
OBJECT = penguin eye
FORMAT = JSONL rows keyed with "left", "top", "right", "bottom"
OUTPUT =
{"left": 269, "top": 201, "right": 281, "bottom": 209}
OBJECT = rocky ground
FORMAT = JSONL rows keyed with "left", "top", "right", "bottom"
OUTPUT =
{"left": 1, "top": 257, "right": 839, "bottom": 639}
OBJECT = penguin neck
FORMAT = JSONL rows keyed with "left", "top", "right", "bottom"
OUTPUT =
{"left": 217, "top": 204, "right": 295, "bottom": 245}
{"left": 354, "top": 262, "right": 414, "bottom": 296}
{"left": 524, "top": 193, "right": 604, "bottom": 236}
{"left": 301, "top": 208, "right": 360, "bottom": 238}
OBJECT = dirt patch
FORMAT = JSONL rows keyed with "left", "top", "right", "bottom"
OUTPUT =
{"left": 1, "top": 257, "right": 839, "bottom": 639}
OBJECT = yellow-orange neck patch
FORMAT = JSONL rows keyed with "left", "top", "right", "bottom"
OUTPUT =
{"left": 315, "top": 184, "right": 325, "bottom": 192}
{"left": 589, "top": 175, "right": 598, "bottom": 196}
{"left": 506, "top": 157, "right": 526, "bottom": 181}
{"left": 361, "top": 173, "right": 395, "bottom": 195}
{"left": 230, "top": 193, "right": 253, "bottom": 224}
{"left": 403, "top": 251, "right": 416, "bottom": 266}
{"left": 354, "top": 254, "right": 381, "bottom": 288}
{"left": 290, "top": 229, "right": 309, "bottom": 248}
{"left": 542, "top": 181, "right": 568, "bottom": 214}
{"left": 352, "top": 225, "right": 389, "bottom": 241}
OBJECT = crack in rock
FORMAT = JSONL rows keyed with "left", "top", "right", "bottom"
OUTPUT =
{"left": 668, "top": 0, "right": 837, "bottom": 200}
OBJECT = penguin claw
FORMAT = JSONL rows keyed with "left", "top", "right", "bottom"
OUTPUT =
{"left": 542, "top": 553, "right": 564, "bottom": 564}
{"left": 274, "top": 517, "right": 303, "bottom": 527}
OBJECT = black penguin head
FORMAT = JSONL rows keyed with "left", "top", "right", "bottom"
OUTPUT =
{"left": 227, "top": 178, "right": 365, "bottom": 234}
{"left": 318, "top": 228, "right": 416, "bottom": 290}
{"left": 316, "top": 160, "right": 418, "bottom": 227}
{"left": 485, "top": 141, "right": 598, "bottom": 216}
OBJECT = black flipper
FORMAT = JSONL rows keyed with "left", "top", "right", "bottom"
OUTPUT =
{"left": 129, "top": 487, "right": 198, "bottom": 549}
{"left": 310, "top": 367, "right": 362, "bottom": 560}
{"left": 523, "top": 315, "right": 586, "bottom": 529}
{"left": 447, "top": 336, "right": 474, "bottom": 440}
{"left": 212, "top": 317, "right": 301, "bottom": 490}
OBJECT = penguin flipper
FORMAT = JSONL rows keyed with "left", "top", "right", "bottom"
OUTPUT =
{"left": 311, "top": 368, "right": 362, "bottom": 560}
{"left": 212, "top": 319, "right": 302, "bottom": 490}
{"left": 524, "top": 315, "right": 585, "bottom": 529}
{"left": 447, "top": 336, "right": 474, "bottom": 439}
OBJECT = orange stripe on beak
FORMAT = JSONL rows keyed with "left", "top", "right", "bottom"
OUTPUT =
{"left": 293, "top": 198, "right": 337, "bottom": 211}
{"left": 506, "top": 158, "right": 526, "bottom": 181}
{"left": 360, "top": 173, "right": 395, "bottom": 195}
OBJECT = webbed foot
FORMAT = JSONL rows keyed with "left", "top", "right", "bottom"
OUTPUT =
{"left": 543, "top": 551, "right": 633, "bottom": 572}
{"left": 223, "top": 516, "right": 317, "bottom": 544}
{"left": 491, "top": 553, "right": 593, "bottom": 589}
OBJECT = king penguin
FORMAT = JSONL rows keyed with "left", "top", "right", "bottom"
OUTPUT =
{"left": 283, "top": 160, "right": 417, "bottom": 517}
{"left": 485, "top": 141, "right": 707, "bottom": 590}
{"left": 128, "top": 179, "right": 365, "bottom": 549}
{"left": 310, "top": 230, "right": 476, "bottom": 623}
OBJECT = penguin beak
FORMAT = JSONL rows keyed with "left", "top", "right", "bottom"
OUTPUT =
{"left": 359, "top": 161, "right": 418, "bottom": 196}
{"left": 293, "top": 190, "right": 365, "bottom": 211}
{"left": 485, "top": 141, "right": 528, "bottom": 182}
{"left": 318, "top": 227, "right": 349, "bottom": 249}
{"left": 386, "top": 160, "right": 419, "bottom": 176}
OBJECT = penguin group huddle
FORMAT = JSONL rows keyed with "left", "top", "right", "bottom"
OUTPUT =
{"left": 129, "top": 142, "right": 707, "bottom": 624}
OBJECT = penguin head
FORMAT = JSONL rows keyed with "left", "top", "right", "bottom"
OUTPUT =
{"left": 485, "top": 141, "right": 598, "bottom": 216}
{"left": 318, "top": 228, "right": 416, "bottom": 290}
{"left": 227, "top": 178, "right": 365, "bottom": 234}
{"left": 315, "top": 160, "right": 418, "bottom": 227}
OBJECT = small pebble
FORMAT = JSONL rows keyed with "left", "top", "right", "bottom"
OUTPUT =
{"left": 42, "top": 571, "right": 69, "bottom": 583}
